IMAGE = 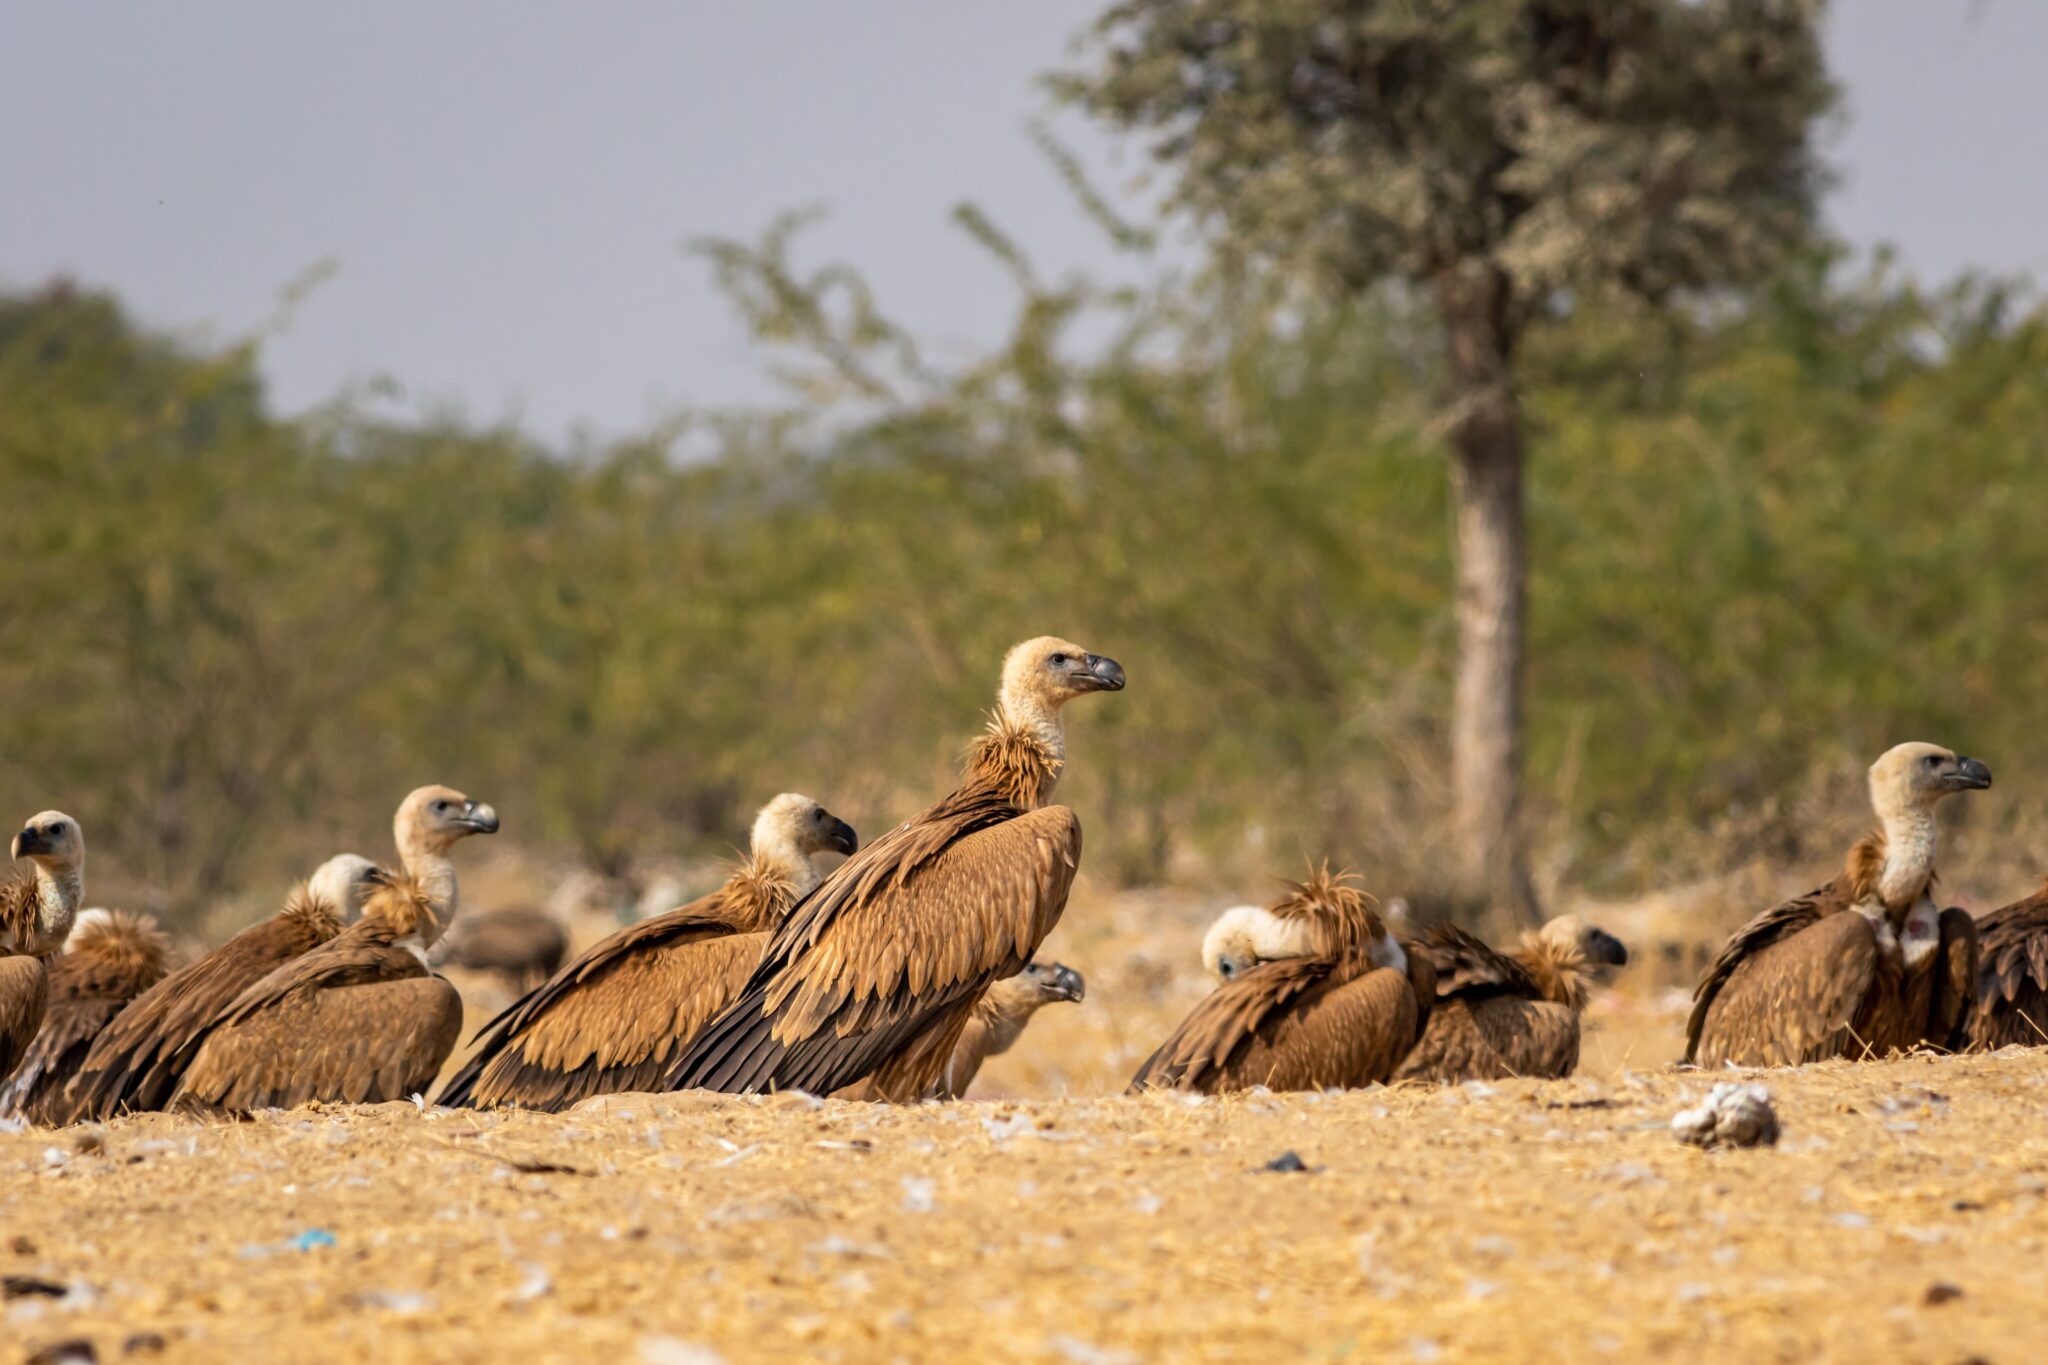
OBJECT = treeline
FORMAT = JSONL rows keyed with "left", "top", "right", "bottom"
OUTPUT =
{"left": 2, "top": 242, "right": 2044, "bottom": 927}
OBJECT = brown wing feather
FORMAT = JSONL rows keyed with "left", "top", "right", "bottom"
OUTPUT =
{"left": 2, "top": 935, "right": 168, "bottom": 1124}
{"left": 64, "top": 909, "right": 338, "bottom": 1119}
{"left": 670, "top": 803, "right": 1080, "bottom": 1096}
{"left": 1410, "top": 923, "right": 1542, "bottom": 1001}
{"left": 0, "top": 956, "right": 48, "bottom": 1088}
{"left": 1690, "top": 911, "right": 1881, "bottom": 1067}
{"left": 1924, "top": 907, "right": 1977, "bottom": 1053}
{"left": 1971, "top": 890, "right": 2048, "bottom": 1048}
{"left": 1685, "top": 876, "right": 1855, "bottom": 1062}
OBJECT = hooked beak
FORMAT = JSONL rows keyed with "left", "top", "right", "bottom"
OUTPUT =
{"left": 454, "top": 800, "right": 501, "bottom": 834}
{"left": 1075, "top": 653, "right": 1125, "bottom": 693}
{"left": 1042, "top": 962, "right": 1085, "bottom": 1003}
{"left": 1946, "top": 757, "right": 1992, "bottom": 792}
{"left": 1586, "top": 929, "right": 1629, "bottom": 968}
{"left": 10, "top": 828, "right": 45, "bottom": 859}
{"left": 827, "top": 817, "right": 859, "bottom": 857}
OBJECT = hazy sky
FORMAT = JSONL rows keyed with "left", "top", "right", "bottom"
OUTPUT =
{"left": 3, "top": 2, "right": 2042, "bottom": 442}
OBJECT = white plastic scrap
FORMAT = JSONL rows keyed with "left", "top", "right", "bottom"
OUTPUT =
{"left": 1672, "top": 1082, "right": 1780, "bottom": 1149}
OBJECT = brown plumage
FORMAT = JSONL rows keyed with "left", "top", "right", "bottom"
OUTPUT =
{"left": 1968, "top": 883, "right": 2048, "bottom": 1049}
{"left": 170, "top": 871, "right": 462, "bottom": 1113}
{"left": 843, "top": 960, "right": 1086, "bottom": 1101}
{"left": 0, "top": 912, "right": 171, "bottom": 1125}
{"left": 0, "top": 812, "right": 86, "bottom": 1089}
{"left": 1129, "top": 868, "right": 1434, "bottom": 1094}
{"left": 669, "top": 637, "right": 1124, "bottom": 1099}
{"left": 1688, "top": 743, "right": 1988, "bottom": 1067}
{"left": 59, "top": 865, "right": 368, "bottom": 1123}
{"left": 435, "top": 794, "right": 859, "bottom": 1111}
{"left": 431, "top": 906, "right": 569, "bottom": 994}
{"left": 1394, "top": 916, "right": 1627, "bottom": 1084}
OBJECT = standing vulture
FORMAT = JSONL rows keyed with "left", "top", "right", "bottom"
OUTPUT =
{"left": 60, "top": 854, "right": 380, "bottom": 1122}
{"left": 668, "top": 636, "right": 1125, "bottom": 1099}
{"left": 1967, "top": 884, "right": 2048, "bottom": 1049}
{"left": 1128, "top": 867, "right": 1434, "bottom": 1094}
{"left": 0, "top": 813, "right": 87, "bottom": 1088}
{"left": 0, "top": 910, "right": 171, "bottom": 1125}
{"left": 170, "top": 870, "right": 462, "bottom": 1112}
{"left": 840, "top": 960, "right": 1086, "bottom": 1101}
{"left": 1687, "top": 743, "right": 1988, "bottom": 1068}
{"left": 1393, "top": 915, "right": 1629, "bottom": 1083}
{"left": 436, "top": 794, "right": 859, "bottom": 1111}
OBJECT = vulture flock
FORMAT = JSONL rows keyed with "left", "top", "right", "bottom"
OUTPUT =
{"left": 0, "top": 639, "right": 2042, "bottom": 1132}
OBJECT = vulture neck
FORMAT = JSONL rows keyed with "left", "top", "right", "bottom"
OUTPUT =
{"left": 974, "top": 983, "right": 1040, "bottom": 1058}
{"left": 1875, "top": 805, "right": 1939, "bottom": 916}
{"left": 397, "top": 835, "right": 460, "bottom": 946}
{"left": 976, "top": 690, "right": 1066, "bottom": 809}
{"left": 28, "top": 863, "right": 84, "bottom": 953}
{"left": 749, "top": 827, "right": 824, "bottom": 903}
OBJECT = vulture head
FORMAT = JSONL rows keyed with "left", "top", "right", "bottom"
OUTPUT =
{"left": 1018, "top": 959, "right": 1086, "bottom": 1005}
{"left": 1870, "top": 743, "right": 1992, "bottom": 817}
{"left": 1538, "top": 914, "right": 1629, "bottom": 969}
{"left": 1202, "top": 903, "right": 1320, "bottom": 982}
{"left": 752, "top": 792, "right": 859, "bottom": 863}
{"left": 308, "top": 853, "right": 381, "bottom": 921}
{"left": 12, "top": 810, "right": 83, "bottom": 872}
{"left": 396, "top": 785, "right": 502, "bottom": 855}
{"left": 1000, "top": 637, "right": 1126, "bottom": 718}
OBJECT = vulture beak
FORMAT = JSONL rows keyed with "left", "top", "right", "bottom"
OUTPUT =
{"left": 1076, "top": 653, "right": 1126, "bottom": 693}
{"left": 1041, "top": 962, "right": 1086, "bottom": 1003}
{"left": 1945, "top": 757, "right": 1992, "bottom": 792}
{"left": 10, "top": 827, "right": 45, "bottom": 859}
{"left": 827, "top": 817, "right": 859, "bottom": 857}
{"left": 454, "top": 800, "right": 502, "bottom": 834}
{"left": 1586, "top": 929, "right": 1629, "bottom": 967}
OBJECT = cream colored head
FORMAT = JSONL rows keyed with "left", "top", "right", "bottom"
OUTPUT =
{"left": 748, "top": 793, "right": 859, "bottom": 877}
{"left": 394, "top": 785, "right": 501, "bottom": 857}
{"left": 308, "top": 854, "right": 381, "bottom": 921}
{"left": 998, "top": 637, "right": 1126, "bottom": 726}
{"left": 1537, "top": 914, "right": 1629, "bottom": 967}
{"left": 11, "top": 810, "right": 83, "bottom": 874}
{"left": 1202, "top": 903, "right": 1320, "bottom": 982}
{"left": 1868, "top": 743, "right": 1991, "bottom": 819}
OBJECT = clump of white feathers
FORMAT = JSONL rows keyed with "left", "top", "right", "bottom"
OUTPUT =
{"left": 1672, "top": 1082, "right": 1780, "bottom": 1149}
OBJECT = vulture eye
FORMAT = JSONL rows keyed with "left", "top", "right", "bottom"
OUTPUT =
{"left": 434, "top": 800, "right": 450, "bottom": 812}
{"left": 1049, "top": 653, "right": 1069, "bottom": 666}
{"left": 1924, "top": 755, "right": 1943, "bottom": 768}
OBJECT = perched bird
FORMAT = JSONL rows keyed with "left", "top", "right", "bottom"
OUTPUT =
{"left": 842, "top": 960, "right": 1086, "bottom": 1101}
{"left": 436, "top": 794, "right": 858, "bottom": 1111}
{"left": 60, "top": 854, "right": 379, "bottom": 1122}
{"left": 1394, "top": 915, "right": 1628, "bottom": 1083}
{"left": 379, "top": 785, "right": 500, "bottom": 948}
{"left": 0, "top": 812, "right": 87, "bottom": 1088}
{"left": 669, "top": 636, "right": 1124, "bottom": 1099}
{"left": 1967, "top": 884, "right": 2048, "bottom": 1049}
{"left": 0, "top": 910, "right": 171, "bottom": 1125}
{"left": 170, "top": 870, "right": 462, "bottom": 1113}
{"left": 1129, "top": 867, "right": 1433, "bottom": 1094}
{"left": 1687, "top": 743, "right": 1988, "bottom": 1068}
{"left": 431, "top": 906, "right": 569, "bottom": 995}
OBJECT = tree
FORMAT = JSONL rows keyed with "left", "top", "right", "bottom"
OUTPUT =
{"left": 1057, "top": 0, "right": 1834, "bottom": 919}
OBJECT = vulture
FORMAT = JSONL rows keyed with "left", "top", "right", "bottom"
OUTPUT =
{"left": 170, "top": 869, "right": 462, "bottom": 1112}
{"left": 435, "top": 793, "right": 859, "bottom": 1111}
{"left": 59, "top": 854, "right": 379, "bottom": 1123}
{"left": 0, "top": 812, "right": 87, "bottom": 1089}
{"left": 1967, "top": 884, "right": 2048, "bottom": 1049}
{"left": 1203, "top": 903, "right": 1320, "bottom": 982}
{"left": 1393, "top": 915, "right": 1629, "bottom": 1084}
{"left": 381, "top": 784, "right": 500, "bottom": 948}
{"left": 431, "top": 906, "right": 569, "bottom": 994}
{"left": 668, "top": 636, "right": 1125, "bottom": 1099}
{"left": 1687, "top": 742, "right": 1989, "bottom": 1068}
{"left": 840, "top": 960, "right": 1086, "bottom": 1102}
{"left": 1, "top": 910, "right": 171, "bottom": 1125}
{"left": 1128, "top": 867, "right": 1433, "bottom": 1095}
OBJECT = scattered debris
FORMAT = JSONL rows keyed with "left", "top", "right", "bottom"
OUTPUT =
{"left": 901, "top": 1176, "right": 938, "bottom": 1213}
{"left": 1673, "top": 1084, "right": 1780, "bottom": 1149}
{"left": 25, "top": 1341, "right": 96, "bottom": 1365}
{"left": 1260, "top": 1151, "right": 1317, "bottom": 1174}
{"left": 637, "top": 1337, "right": 728, "bottom": 1365}
{"left": 1923, "top": 1283, "right": 1965, "bottom": 1307}
{"left": 3, "top": 1275, "right": 66, "bottom": 1300}
{"left": 120, "top": 1333, "right": 166, "bottom": 1356}
{"left": 289, "top": 1229, "right": 336, "bottom": 1252}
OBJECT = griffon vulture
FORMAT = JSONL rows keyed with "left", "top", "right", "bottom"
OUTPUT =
{"left": 381, "top": 785, "right": 500, "bottom": 947}
{"left": 431, "top": 906, "right": 569, "bottom": 994}
{"left": 1687, "top": 743, "right": 1988, "bottom": 1068}
{"left": 1129, "top": 867, "right": 1433, "bottom": 1094}
{"left": 840, "top": 960, "right": 1086, "bottom": 1102}
{"left": 0, "top": 911, "right": 171, "bottom": 1125}
{"left": 1394, "top": 915, "right": 1629, "bottom": 1083}
{"left": 59, "top": 854, "right": 379, "bottom": 1122}
{"left": 1967, "top": 884, "right": 2048, "bottom": 1049}
{"left": 170, "top": 870, "right": 462, "bottom": 1112}
{"left": 0, "top": 813, "right": 87, "bottom": 1088}
{"left": 1203, "top": 904, "right": 1319, "bottom": 982}
{"left": 668, "top": 636, "right": 1125, "bottom": 1099}
{"left": 435, "top": 794, "right": 859, "bottom": 1111}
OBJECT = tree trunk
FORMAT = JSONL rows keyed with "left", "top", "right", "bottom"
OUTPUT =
{"left": 1435, "top": 262, "right": 1539, "bottom": 926}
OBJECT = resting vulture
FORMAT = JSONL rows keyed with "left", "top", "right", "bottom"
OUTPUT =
{"left": 669, "top": 636, "right": 1124, "bottom": 1099}
{"left": 436, "top": 793, "right": 859, "bottom": 1111}
{"left": 0, "top": 812, "right": 86, "bottom": 1089}
{"left": 59, "top": 854, "right": 379, "bottom": 1123}
{"left": 382, "top": 785, "right": 500, "bottom": 948}
{"left": 1967, "top": 884, "right": 2048, "bottom": 1049}
{"left": 1394, "top": 915, "right": 1629, "bottom": 1083}
{"left": 1687, "top": 743, "right": 1989, "bottom": 1068}
{"left": 431, "top": 906, "right": 569, "bottom": 994}
{"left": 171, "top": 870, "right": 462, "bottom": 1112}
{"left": 0, "top": 910, "right": 171, "bottom": 1125}
{"left": 1129, "top": 867, "right": 1433, "bottom": 1094}
{"left": 841, "top": 960, "right": 1086, "bottom": 1101}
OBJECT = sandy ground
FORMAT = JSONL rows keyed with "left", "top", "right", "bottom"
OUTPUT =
{"left": 6, "top": 1036, "right": 2045, "bottom": 1364}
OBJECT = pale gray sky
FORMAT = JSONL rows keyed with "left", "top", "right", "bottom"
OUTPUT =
{"left": 2, "top": 2, "right": 2042, "bottom": 442}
